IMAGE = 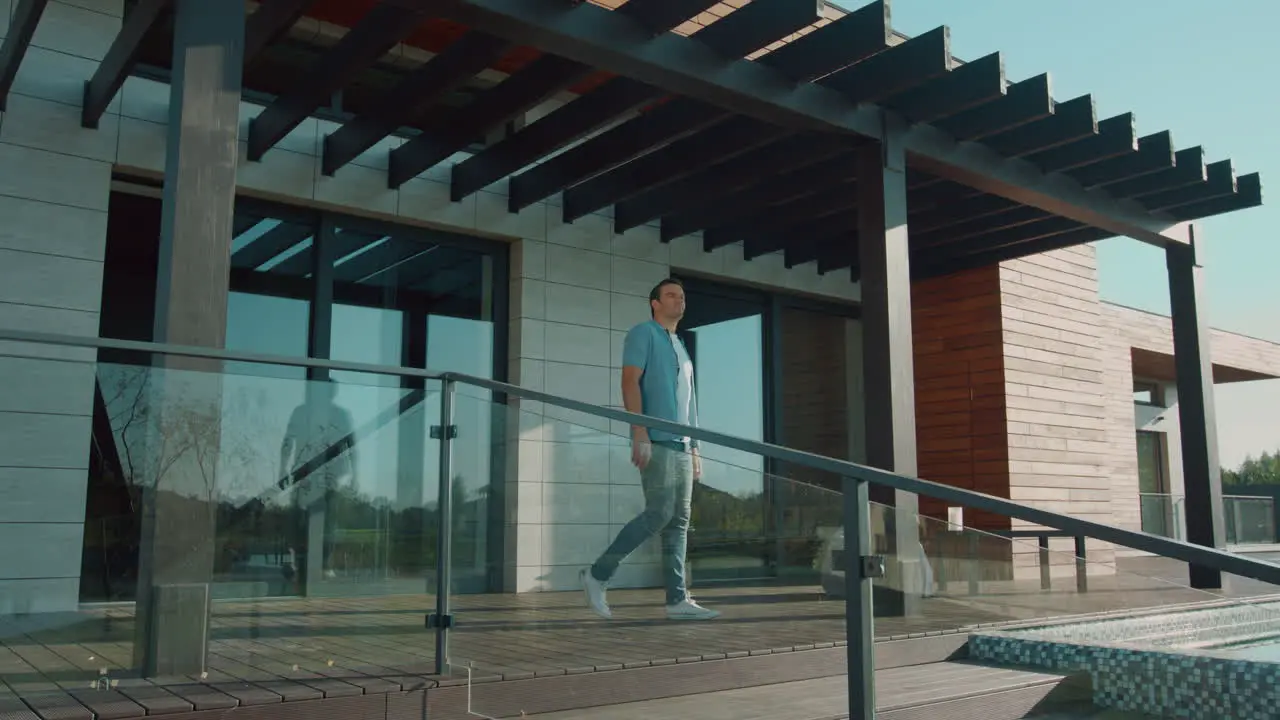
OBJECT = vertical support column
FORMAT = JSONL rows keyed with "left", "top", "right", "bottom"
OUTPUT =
{"left": 133, "top": 0, "right": 244, "bottom": 676}
{"left": 1166, "top": 232, "right": 1225, "bottom": 589}
{"left": 857, "top": 120, "right": 921, "bottom": 616}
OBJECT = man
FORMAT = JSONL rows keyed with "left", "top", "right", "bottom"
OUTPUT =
{"left": 580, "top": 278, "right": 719, "bottom": 621}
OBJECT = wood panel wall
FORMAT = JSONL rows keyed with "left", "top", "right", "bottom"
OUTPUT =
{"left": 999, "top": 246, "right": 1114, "bottom": 568}
{"left": 912, "top": 265, "right": 1010, "bottom": 531}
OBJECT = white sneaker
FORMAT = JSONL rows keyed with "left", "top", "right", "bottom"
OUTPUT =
{"left": 666, "top": 597, "right": 719, "bottom": 620}
{"left": 580, "top": 568, "right": 612, "bottom": 619}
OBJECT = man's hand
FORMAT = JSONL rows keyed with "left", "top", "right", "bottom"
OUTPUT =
{"left": 691, "top": 447, "right": 702, "bottom": 481}
{"left": 631, "top": 430, "right": 652, "bottom": 469}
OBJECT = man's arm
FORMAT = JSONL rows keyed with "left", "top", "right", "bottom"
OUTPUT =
{"left": 621, "top": 366, "right": 645, "bottom": 435}
{"left": 620, "top": 326, "right": 651, "bottom": 443}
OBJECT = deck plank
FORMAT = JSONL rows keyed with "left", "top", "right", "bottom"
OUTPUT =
{"left": 516, "top": 662, "right": 1069, "bottom": 719}
{"left": 63, "top": 690, "right": 145, "bottom": 720}
{"left": 113, "top": 684, "right": 196, "bottom": 715}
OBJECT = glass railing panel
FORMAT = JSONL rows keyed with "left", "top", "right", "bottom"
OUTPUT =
{"left": 872, "top": 503, "right": 1280, "bottom": 661}
{"left": 1224, "top": 495, "right": 1277, "bottom": 546}
{"left": 453, "top": 398, "right": 855, "bottom": 716}
{"left": 1, "top": 345, "right": 451, "bottom": 699}
{"left": 1138, "top": 492, "right": 1182, "bottom": 540}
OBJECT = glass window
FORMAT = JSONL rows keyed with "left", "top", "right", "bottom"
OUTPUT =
{"left": 1134, "top": 381, "right": 1162, "bottom": 406}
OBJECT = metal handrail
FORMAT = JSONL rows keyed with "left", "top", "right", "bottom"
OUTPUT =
{"left": 5, "top": 327, "right": 1280, "bottom": 586}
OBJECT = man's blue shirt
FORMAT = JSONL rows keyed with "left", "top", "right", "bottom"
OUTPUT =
{"left": 622, "top": 319, "right": 699, "bottom": 447}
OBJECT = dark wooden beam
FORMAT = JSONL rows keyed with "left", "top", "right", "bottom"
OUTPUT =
{"left": 428, "top": 0, "right": 1197, "bottom": 247}
{"left": 562, "top": 116, "right": 788, "bottom": 222}
{"left": 1166, "top": 236, "right": 1226, "bottom": 590}
{"left": 0, "top": 0, "right": 49, "bottom": 112}
{"left": 881, "top": 51, "right": 1005, "bottom": 124}
{"left": 912, "top": 132, "right": 1176, "bottom": 231}
{"left": 510, "top": 99, "right": 725, "bottom": 212}
{"left": 660, "top": 152, "right": 857, "bottom": 242}
{"left": 1141, "top": 159, "right": 1236, "bottom": 211}
{"left": 605, "top": 1, "right": 893, "bottom": 233}
{"left": 613, "top": 134, "right": 835, "bottom": 234}
{"left": 621, "top": 0, "right": 729, "bottom": 36}
{"left": 932, "top": 73, "right": 1052, "bottom": 141}
{"left": 244, "top": 0, "right": 316, "bottom": 67}
{"left": 927, "top": 216, "right": 1084, "bottom": 259}
{"left": 912, "top": 205, "right": 1049, "bottom": 250}
{"left": 1166, "top": 172, "right": 1261, "bottom": 220}
{"left": 821, "top": 26, "right": 951, "bottom": 105}
{"left": 451, "top": 78, "right": 658, "bottom": 199}
{"left": 1025, "top": 113, "right": 1136, "bottom": 173}
{"left": 134, "top": 0, "right": 244, "bottom": 678}
{"left": 323, "top": 31, "right": 510, "bottom": 176}
{"left": 704, "top": 182, "right": 854, "bottom": 251}
{"left": 82, "top": 0, "right": 172, "bottom": 128}
{"left": 907, "top": 92, "right": 1094, "bottom": 202}
{"left": 752, "top": 210, "right": 856, "bottom": 264}
{"left": 685, "top": 0, "right": 823, "bottom": 62}
{"left": 387, "top": 54, "right": 590, "bottom": 188}
{"left": 781, "top": 232, "right": 830, "bottom": 267}
{"left": 760, "top": 0, "right": 888, "bottom": 81}
{"left": 1065, "top": 130, "right": 1175, "bottom": 189}
{"left": 817, "top": 238, "right": 856, "bottom": 274}
{"left": 912, "top": 225, "right": 1109, "bottom": 280}
{"left": 507, "top": 0, "right": 822, "bottom": 212}
{"left": 1106, "top": 146, "right": 1206, "bottom": 200}
{"left": 910, "top": 193, "right": 1017, "bottom": 233}
{"left": 248, "top": 3, "right": 423, "bottom": 161}
{"left": 446, "top": 0, "right": 746, "bottom": 199}
{"left": 982, "top": 94, "right": 1097, "bottom": 158}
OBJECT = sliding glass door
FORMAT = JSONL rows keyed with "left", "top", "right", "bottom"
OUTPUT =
{"left": 83, "top": 191, "right": 507, "bottom": 603}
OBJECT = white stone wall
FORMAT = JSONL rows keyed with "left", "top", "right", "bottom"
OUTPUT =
{"left": 0, "top": 0, "right": 122, "bottom": 613}
{"left": 0, "top": 2, "right": 864, "bottom": 605}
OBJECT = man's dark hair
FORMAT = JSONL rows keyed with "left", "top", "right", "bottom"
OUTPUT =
{"left": 649, "top": 277, "right": 684, "bottom": 317}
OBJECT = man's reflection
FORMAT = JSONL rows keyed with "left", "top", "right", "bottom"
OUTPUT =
{"left": 278, "top": 381, "right": 356, "bottom": 588}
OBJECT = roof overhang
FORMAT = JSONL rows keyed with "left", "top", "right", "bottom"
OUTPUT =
{"left": 1, "top": 0, "right": 1262, "bottom": 280}
{"left": 1107, "top": 304, "right": 1280, "bottom": 384}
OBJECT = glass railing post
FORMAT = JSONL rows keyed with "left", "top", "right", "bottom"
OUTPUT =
{"left": 842, "top": 475, "right": 875, "bottom": 720}
{"left": 1038, "top": 534, "right": 1050, "bottom": 591}
{"left": 1074, "top": 536, "right": 1088, "bottom": 593}
{"left": 432, "top": 378, "right": 457, "bottom": 675}
{"left": 967, "top": 532, "right": 980, "bottom": 595}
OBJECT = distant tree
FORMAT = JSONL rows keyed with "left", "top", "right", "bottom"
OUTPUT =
{"left": 1222, "top": 450, "right": 1280, "bottom": 487}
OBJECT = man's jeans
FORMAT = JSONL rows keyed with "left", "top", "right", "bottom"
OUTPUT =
{"left": 589, "top": 442, "right": 694, "bottom": 606}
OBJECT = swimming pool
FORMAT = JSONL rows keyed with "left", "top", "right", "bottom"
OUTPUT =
{"left": 969, "top": 598, "right": 1280, "bottom": 718}
{"left": 1220, "top": 638, "right": 1280, "bottom": 662}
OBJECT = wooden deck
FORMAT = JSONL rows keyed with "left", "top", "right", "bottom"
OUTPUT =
{"left": 519, "top": 662, "right": 1082, "bottom": 719}
{"left": 1, "top": 557, "right": 1276, "bottom": 719}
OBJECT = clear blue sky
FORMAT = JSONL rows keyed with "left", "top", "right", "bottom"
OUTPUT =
{"left": 863, "top": 0, "right": 1279, "bottom": 468}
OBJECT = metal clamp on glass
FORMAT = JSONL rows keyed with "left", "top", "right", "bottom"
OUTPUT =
{"left": 429, "top": 424, "right": 458, "bottom": 439}
{"left": 860, "top": 555, "right": 886, "bottom": 580}
{"left": 426, "top": 613, "right": 455, "bottom": 630}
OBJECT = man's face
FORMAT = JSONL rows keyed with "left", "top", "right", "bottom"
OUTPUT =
{"left": 652, "top": 282, "right": 686, "bottom": 322}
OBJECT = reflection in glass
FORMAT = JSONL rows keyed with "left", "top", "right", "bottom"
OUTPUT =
{"left": 685, "top": 314, "right": 768, "bottom": 582}
{"left": 429, "top": 314, "right": 497, "bottom": 593}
